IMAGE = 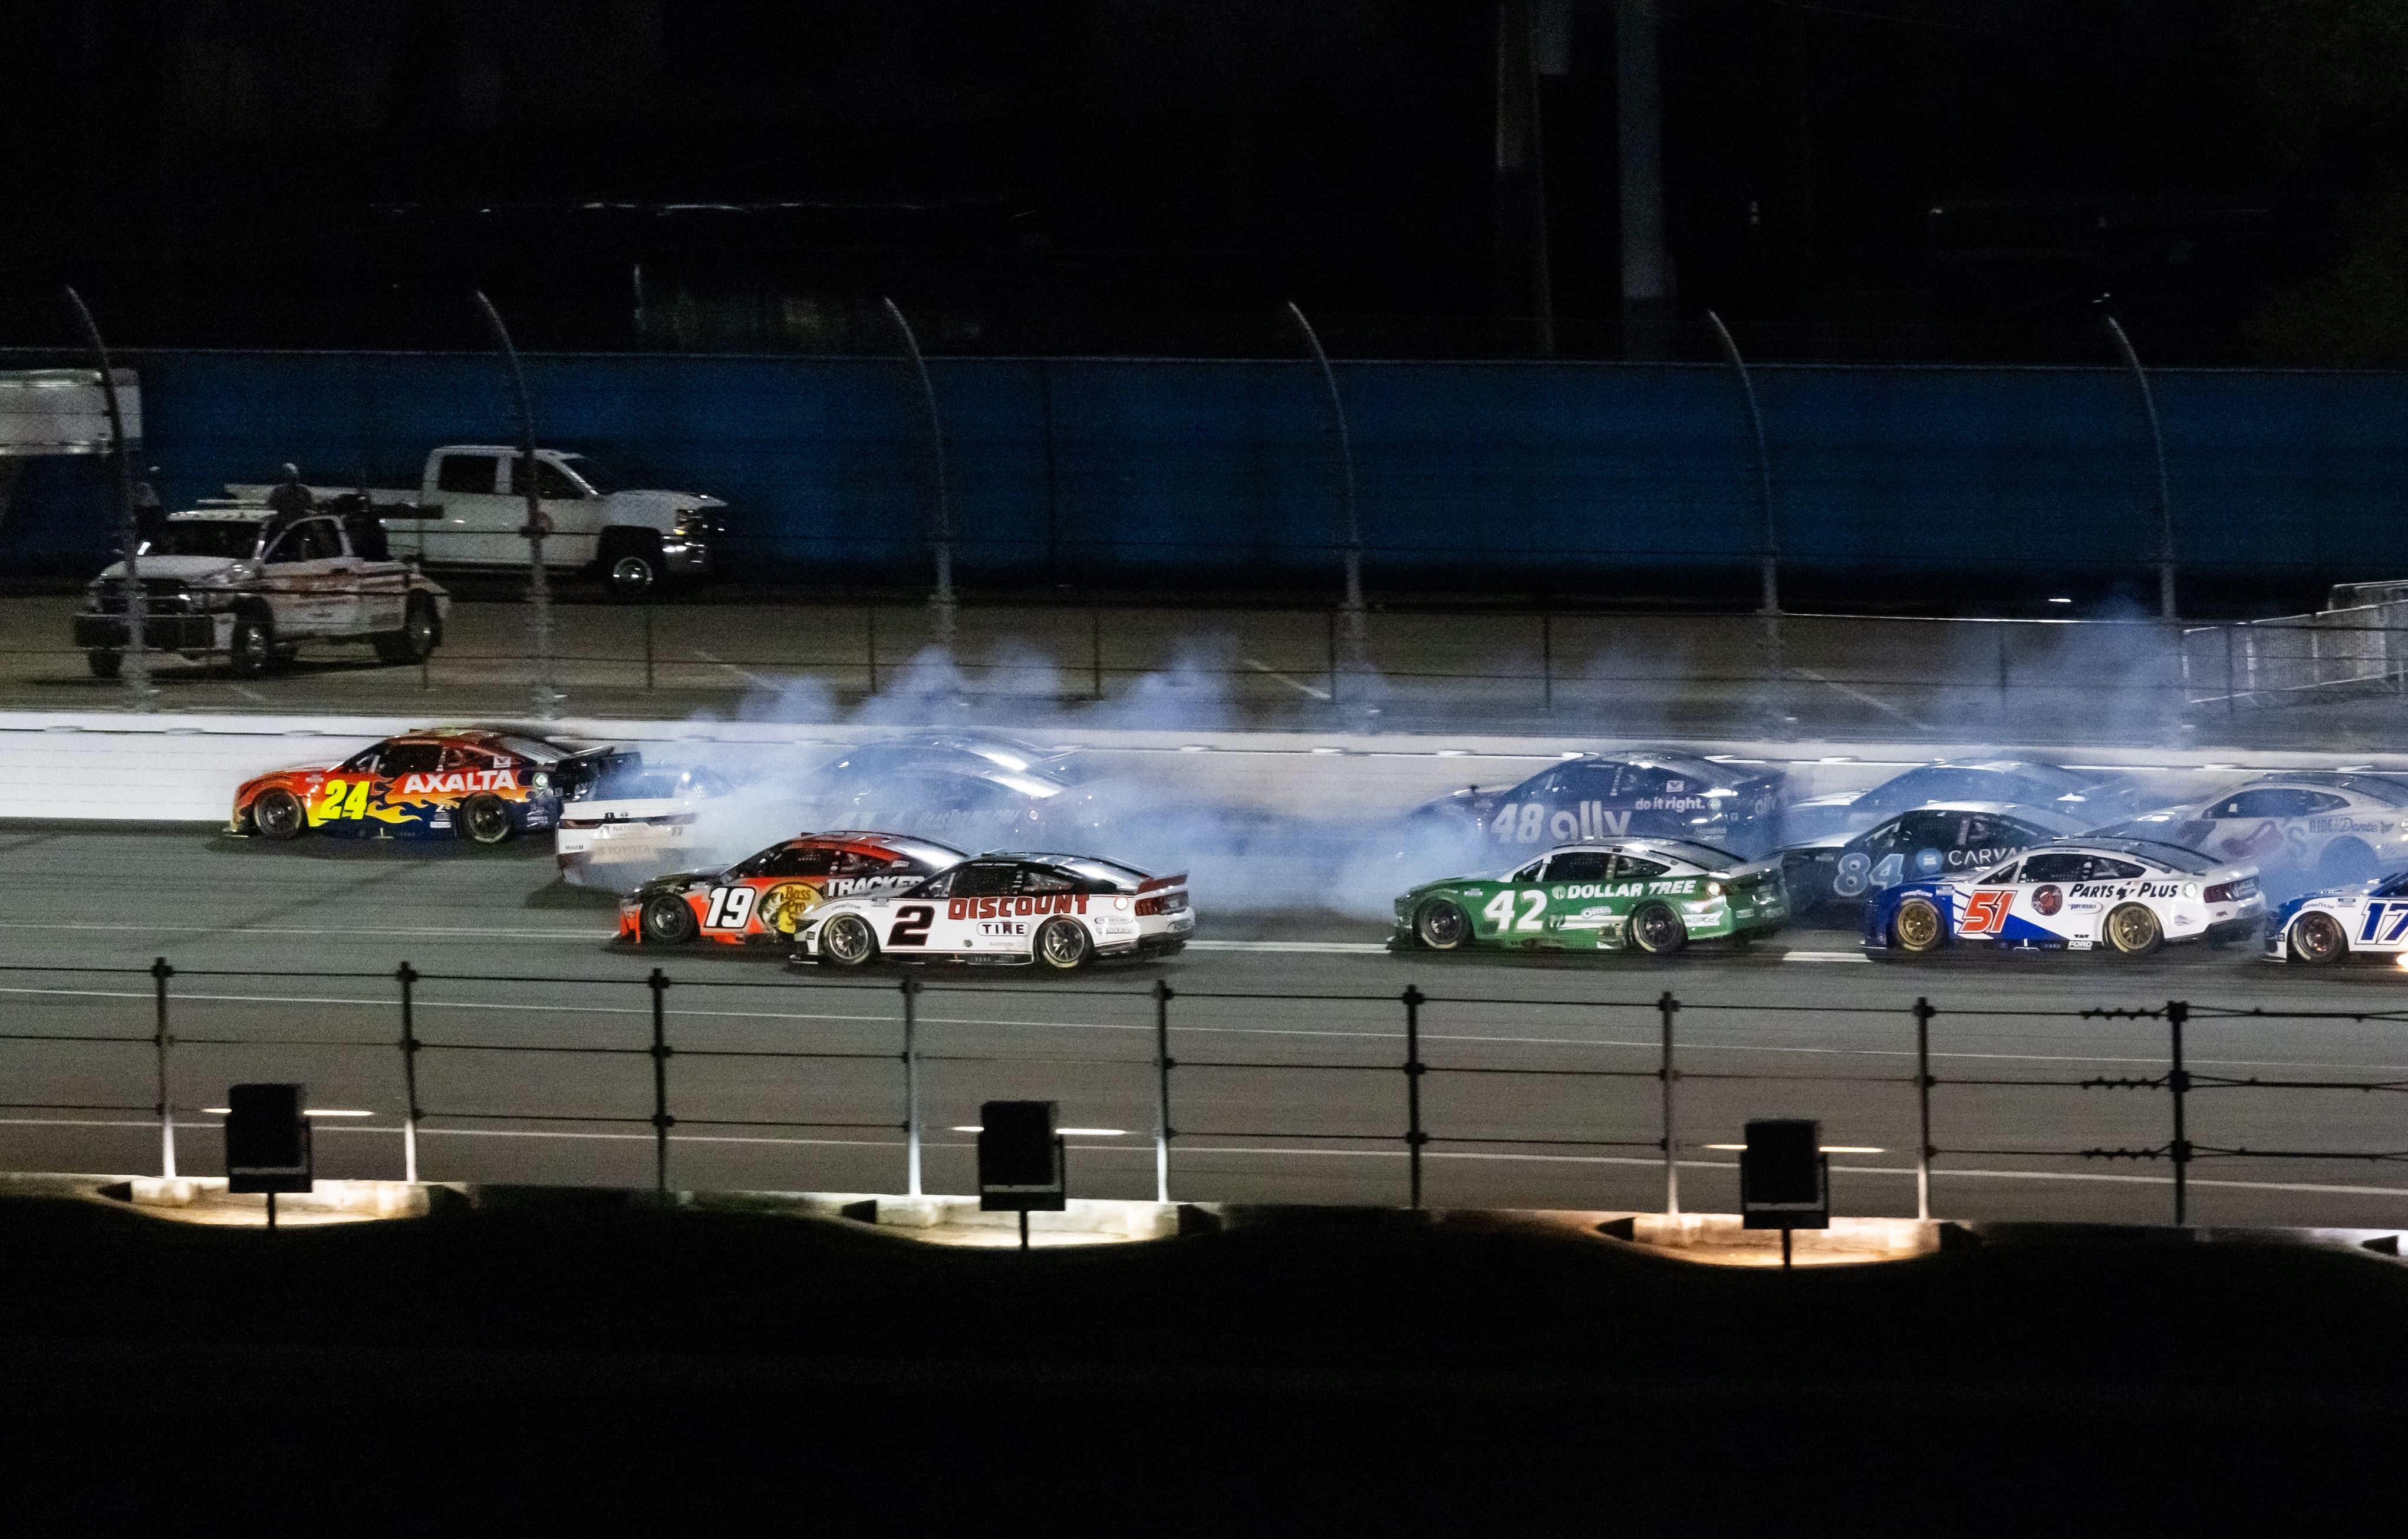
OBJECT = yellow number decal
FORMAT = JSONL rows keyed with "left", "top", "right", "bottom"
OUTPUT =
{"left": 313, "top": 783, "right": 348, "bottom": 823}
{"left": 345, "top": 779, "right": 371, "bottom": 819}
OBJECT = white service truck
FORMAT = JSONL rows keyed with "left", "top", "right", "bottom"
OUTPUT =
{"left": 74, "top": 501, "right": 450, "bottom": 678}
{"left": 233, "top": 446, "right": 723, "bottom": 598}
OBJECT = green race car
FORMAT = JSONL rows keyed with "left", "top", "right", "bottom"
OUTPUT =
{"left": 1392, "top": 840, "right": 1790, "bottom": 955}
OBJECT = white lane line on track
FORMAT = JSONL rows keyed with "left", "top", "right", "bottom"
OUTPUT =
{"left": 6, "top": 1115, "right": 2400, "bottom": 1201}
{"left": 1188, "top": 940, "right": 1389, "bottom": 954}
{"left": 1238, "top": 658, "right": 1331, "bottom": 701}
{"left": 1780, "top": 950, "right": 1870, "bottom": 963}
{"left": 0, "top": 921, "right": 605, "bottom": 942}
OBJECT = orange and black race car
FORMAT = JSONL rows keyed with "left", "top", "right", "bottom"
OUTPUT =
{"left": 619, "top": 831, "right": 970, "bottom": 945}
{"left": 228, "top": 727, "right": 634, "bottom": 845}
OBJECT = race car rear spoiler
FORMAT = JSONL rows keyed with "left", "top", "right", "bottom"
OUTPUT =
{"left": 1137, "top": 872, "right": 1188, "bottom": 892}
{"left": 557, "top": 746, "right": 644, "bottom": 800}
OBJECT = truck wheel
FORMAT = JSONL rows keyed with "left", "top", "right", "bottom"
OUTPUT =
{"left": 459, "top": 793, "right": 515, "bottom": 846}
{"left": 373, "top": 595, "right": 440, "bottom": 665}
{"left": 87, "top": 650, "right": 121, "bottom": 680}
{"left": 228, "top": 613, "right": 274, "bottom": 678}
{"left": 599, "top": 531, "right": 664, "bottom": 599}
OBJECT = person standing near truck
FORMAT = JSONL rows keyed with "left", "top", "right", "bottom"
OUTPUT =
{"left": 130, "top": 466, "right": 166, "bottom": 550}
{"left": 265, "top": 463, "right": 314, "bottom": 522}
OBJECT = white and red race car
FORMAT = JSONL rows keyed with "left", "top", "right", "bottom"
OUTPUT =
{"left": 788, "top": 851, "right": 1191, "bottom": 971}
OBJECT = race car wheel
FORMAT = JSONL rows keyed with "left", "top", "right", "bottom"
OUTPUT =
{"left": 1035, "top": 917, "right": 1092, "bottom": 972}
{"left": 373, "top": 595, "right": 440, "bottom": 664}
{"left": 459, "top": 793, "right": 515, "bottom": 846}
{"left": 86, "top": 650, "right": 121, "bottom": 680}
{"left": 228, "top": 613, "right": 274, "bottom": 678}
{"left": 251, "top": 788, "right": 307, "bottom": 842}
{"left": 2104, "top": 902, "right": 2163, "bottom": 957}
{"left": 1414, "top": 898, "right": 1471, "bottom": 950}
{"left": 819, "top": 913, "right": 878, "bottom": 967}
{"left": 2289, "top": 911, "right": 2350, "bottom": 965}
{"left": 640, "top": 893, "right": 699, "bottom": 945}
{"left": 1628, "top": 902, "right": 1688, "bottom": 955}
{"left": 1890, "top": 896, "right": 1946, "bottom": 954}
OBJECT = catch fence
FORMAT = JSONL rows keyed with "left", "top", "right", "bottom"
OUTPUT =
{"left": 3, "top": 957, "right": 2406, "bottom": 1225}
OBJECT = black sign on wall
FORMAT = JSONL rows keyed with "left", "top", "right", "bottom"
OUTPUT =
{"left": 225, "top": 1083, "right": 313, "bottom": 1195}
{"left": 1740, "top": 1118, "right": 1829, "bottom": 1232}
{"left": 978, "top": 1099, "right": 1066, "bottom": 1214}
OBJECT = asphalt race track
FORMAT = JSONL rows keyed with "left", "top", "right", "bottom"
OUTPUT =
{"left": 7, "top": 824, "right": 2408, "bottom": 1228}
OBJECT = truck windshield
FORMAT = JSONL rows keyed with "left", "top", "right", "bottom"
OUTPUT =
{"left": 144, "top": 521, "right": 261, "bottom": 560}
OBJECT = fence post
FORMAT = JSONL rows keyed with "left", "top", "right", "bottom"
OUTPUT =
{"left": 1658, "top": 990, "right": 1680, "bottom": 1215}
{"left": 647, "top": 968, "right": 673, "bottom": 1194}
{"left": 1540, "top": 612, "right": 1553, "bottom": 713}
{"left": 1327, "top": 609, "right": 1341, "bottom": 709}
{"left": 1913, "top": 997, "right": 1935, "bottom": 1221}
{"left": 1153, "top": 978, "right": 1175, "bottom": 1204}
{"left": 1402, "top": 985, "right": 1427, "bottom": 1209}
{"left": 150, "top": 957, "right": 175, "bottom": 1180}
{"left": 901, "top": 974, "right": 923, "bottom": 1197}
{"left": 396, "top": 961, "right": 422, "bottom": 1184}
{"left": 2167, "top": 999, "right": 2190, "bottom": 1225}
{"left": 2223, "top": 625, "right": 2237, "bottom": 718}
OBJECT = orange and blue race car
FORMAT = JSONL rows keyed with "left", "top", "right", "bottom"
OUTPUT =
{"left": 620, "top": 831, "right": 971, "bottom": 945}
{"left": 228, "top": 727, "right": 634, "bottom": 845}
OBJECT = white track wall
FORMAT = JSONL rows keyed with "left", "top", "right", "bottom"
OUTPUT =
{"left": 0, "top": 710, "right": 2392, "bottom": 826}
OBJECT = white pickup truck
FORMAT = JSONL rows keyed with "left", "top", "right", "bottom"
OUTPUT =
{"left": 233, "top": 446, "right": 723, "bottom": 598}
{"left": 74, "top": 501, "right": 450, "bottom": 678}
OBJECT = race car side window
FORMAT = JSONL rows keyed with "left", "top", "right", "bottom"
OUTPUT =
{"left": 379, "top": 743, "right": 443, "bottom": 776}
{"left": 1610, "top": 855, "right": 1670, "bottom": 881}
{"left": 1016, "top": 866, "right": 1079, "bottom": 894}
{"left": 2378, "top": 874, "right": 2408, "bottom": 899}
{"left": 1543, "top": 851, "right": 1613, "bottom": 882}
{"left": 1892, "top": 810, "right": 1960, "bottom": 849}
{"left": 1510, "top": 859, "right": 1546, "bottom": 882}
{"left": 951, "top": 864, "right": 1019, "bottom": 897}
{"left": 2082, "top": 858, "right": 2148, "bottom": 881}
{"left": 826, "top": 851, "right": 884, "bottom": 879}
{"left": 763, "top": 846, "right": 838, "bottom": 878}
{"left": 910, "top": 870, "right": 957, "bottom": 899}
{"left": 2018, "top": 852, "right": 2094, "bottom": 883}
{"left": 1978, "top": 861, "right": 2022, "bottom": 884}
{"left": 2300, "top": 792, "right": 2351, "bottom": 815}
{"left": 337, "top": 747, "right": 381, "bottom": 774}
{"left": 1858, "top": 819, "right": 1905, "bottom": 855}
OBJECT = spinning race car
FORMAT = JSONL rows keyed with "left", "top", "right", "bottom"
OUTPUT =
{"left": 1393, "top": 840, "right": 1788, "bottom": 955}
{"left": 1779, "top": 802, "right": 2086, "bottom": 916}
{"left": 789, "top": 852, "right": 1191, "bottom": 972}
{"left": 1863, "top": 839, "right": 2263, "bottom": 957}
{"left": 1401, "top": 750, "right": 1786, "bottom": 867}
{"left": 620, "top": 832, "right": 969, "bottom": 945}
{"left": 228, "top": 727, "right": 631, "bottom": 845}
{"left": 2265, "top": 869, "right": 2408, "bottom": 965}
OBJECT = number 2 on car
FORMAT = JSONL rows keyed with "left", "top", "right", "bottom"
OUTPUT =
{"left": 315, "top": 779, "right": 370, "bottom": 822}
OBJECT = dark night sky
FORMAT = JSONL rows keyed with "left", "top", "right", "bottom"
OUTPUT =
{"left": 0, "top": 1, "right": 2356, "bottom": 360}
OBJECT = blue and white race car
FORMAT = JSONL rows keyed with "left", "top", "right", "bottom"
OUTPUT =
{"left": 2265, "top": 871, "right": 2408, "bottom": 964}
{"left": 1863, "top": 838, "right": 2263, "bottom": 957}
{"left": 1778, "top": 801, "right": 2087, "bottom": 917}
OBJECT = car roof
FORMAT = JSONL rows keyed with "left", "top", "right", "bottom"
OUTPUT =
{"left": 167, "top": 506, "right": 269, "bottom": 523}
{"left": 2011, "top": 836, "right": 2227, "bottom": 871}
{"left": 800, "top": 831, "right": 970, "bottom": 864}
{"left": 1519, "top": 839, "right": 1734, "bottom": 868}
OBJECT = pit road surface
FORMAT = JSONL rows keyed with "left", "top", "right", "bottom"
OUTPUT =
{"left": 8, "top": 826, "right": 2408, "bottom": 1228}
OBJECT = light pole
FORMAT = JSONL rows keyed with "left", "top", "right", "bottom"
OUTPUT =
{"left": 2101, "top": 308, "right": 2176, "bottom": 621}
{"left": 1286, "top": 302, "right": 1365, "bottom": 655}
{"left": 1705, "top": 309, "right": 1786, "bottom": 736}
{"left": 882, "top": 298, "right": 955, "bottom": 647}
{"left": 472, "top": 291, "right": 560, "bottom": 719}
{"left": 62, "top": 286, "right": 150, "bottom": 710}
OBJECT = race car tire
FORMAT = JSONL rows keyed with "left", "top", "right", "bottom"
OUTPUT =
{"left": 819, "top": 913, "right": 878, "bottom": 967}
{"left": 2104, "top": 903, "right": 2163, "bottom": 957}
{"left": 640, "top": 894, "right": 699, "bottom": 946}
{"left": 373, "top": 595, "right": 441, "bottom": 664}
{"left": 459, "top": 793, "right": 515, "bottom": 846}
{"left": 599, "top": 530, "right": 664, "bottom": 600}
{"left": 1628, "top": 902, "right": 1687, "bottom": 955}
{"left": 251, "top": 788, "right": 307, "bottom": 842}
{"left": 1414, "top": 898, "right": 1472, "bottom": 951}
{"left": 2288, "top": 911, "right": 2350, "bottom": 965}
{"left": 228, "top": 612, "right": 274, "bottom": 678}
{"left": 1034, "top": 917, "right": 1092, "bottom": 972}
{"left": 2317, "top": 838, "right": 2380, "bottom": 888}
{"left": 1890, "top": 896, "right": 1947, "bottom": 954}
{"left": 86, "top": 650, "right": 121, "bottom": 680}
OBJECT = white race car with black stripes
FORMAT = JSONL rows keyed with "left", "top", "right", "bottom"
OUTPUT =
{"left": 789, "top": 852, "right": 1191, "bottom": 972}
